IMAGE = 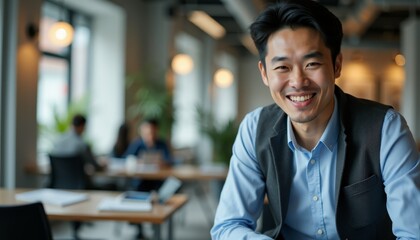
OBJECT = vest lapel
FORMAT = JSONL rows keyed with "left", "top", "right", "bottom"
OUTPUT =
{"left": 269, "top": 114, "right": 293, "bottom": 226}
{"left": 335, "top": 87, "right": 347, "bottom": 203}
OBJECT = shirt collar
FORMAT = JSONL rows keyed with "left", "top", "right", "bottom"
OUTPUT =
{"left": 287, "top": 95, "right": 339, "bottom": 152}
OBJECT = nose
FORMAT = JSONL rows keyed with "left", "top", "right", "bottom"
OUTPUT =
{"left": 289, "top": 67, "right": 309, "bottom": 89}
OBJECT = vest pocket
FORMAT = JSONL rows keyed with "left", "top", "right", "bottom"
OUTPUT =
{"left": 343, "top": 174, "right": 384, "bottom": 228}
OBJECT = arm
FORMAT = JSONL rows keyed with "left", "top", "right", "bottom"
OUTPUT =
{"left": 211, "top": 109, "right": 273, "bottom": 240}
{"left": 122, "top": 140, "right": 141, "bottom": 158}
{"left": 380, "top": 109, "right": 420, "bottom": 239}
{"left": 83, "top": 144, "right": 104, "bottom": 172}
{"left": 158, "top": 140, "right": 173, "bottom": 166}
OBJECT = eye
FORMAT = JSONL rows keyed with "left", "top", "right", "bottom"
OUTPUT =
{"left": 305, "top": 62, "right": 321, "bottom": 69}
{"left": 273, "top": 65, "right": 290, "bottom": 72}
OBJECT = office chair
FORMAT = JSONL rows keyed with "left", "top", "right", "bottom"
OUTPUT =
{"left": 0, "top": 201, "right": 53, "bottom": 240}
{"left": 48, "top": 154, "right": 89, "bottom": 190}
{"left": 49, "top": 153, "right": 88, "bottom": 239}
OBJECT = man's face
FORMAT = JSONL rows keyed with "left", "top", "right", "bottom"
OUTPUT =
{"left": 258, "top": 27, "right": 342, "bottom": 126}
{"left": 74, "top": 124, "right": 85, "bottom": 136}
{"left": 139, "top": 122, "right": 157, "bottom": 146}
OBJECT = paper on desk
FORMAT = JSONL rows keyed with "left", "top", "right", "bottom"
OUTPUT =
{"left": 97, "top": 197, "right": 152, "bottom": 212}
{"left": 15, "top": 188, "right": 89, "bottom": 207}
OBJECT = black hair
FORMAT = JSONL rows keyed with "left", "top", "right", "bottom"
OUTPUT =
{"left": 72, "top": 114, "right": 86, "bottom": 127}
{"left": 113, "top": 122, "right": 130, "bottom": 157}
{"left": 250, "top": 0, "right": 343, "bottom": 67}
{"left": 142, "top": 118, "right": 159, "bottom": 127}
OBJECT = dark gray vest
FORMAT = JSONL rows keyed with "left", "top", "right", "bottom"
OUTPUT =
{"left": 256, "top": 86, "right": 394, "bottom": 240}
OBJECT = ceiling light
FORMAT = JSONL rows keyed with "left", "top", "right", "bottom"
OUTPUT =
{"left": 48, "top": 21, "right": 74, "bottom": 47}
{"left": 214, "top": 68, "right": 234, "bottom": 88}
{"left": 172, "top": 54, "right": 194, "bottom": 75}
{"left": 188, "top": 11, "right": 226, "bottom": 39}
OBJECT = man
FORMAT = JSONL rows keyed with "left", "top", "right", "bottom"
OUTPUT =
{"left": 124, "top": 118, "right": 172, "bottom": 172}
{"left": 123, "top": 118, "right": 173, "bottom": 240}
{"left": 50, "top": 114, "right": 105, "bottom": 177}
{"left": 211, "top": 0, "right": 420, "bottom": 239}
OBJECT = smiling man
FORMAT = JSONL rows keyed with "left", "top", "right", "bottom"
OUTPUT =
{"left": 210, "top": 0, "right": 420, "bottom": 239}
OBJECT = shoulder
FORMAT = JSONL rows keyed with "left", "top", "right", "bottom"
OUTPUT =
{"left": 130, "top": 138, "right": 144, "bottom": 145}
{"left": 336, "top": 86, "right": 391, "bottom": 115}
{"left": 156, "top": 139, "right": 169, "bottom": 148}
{"left": 336, "top": 88, "right": 391, "bottom": 128}
{"left": 240, "top": 107, "right": 264, "bottom": 133}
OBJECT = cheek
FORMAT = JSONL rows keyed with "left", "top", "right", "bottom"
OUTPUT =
{"left": 266, "top": 73, "right": 287, "bottom": 91}
{"left": 310, "top": 69, "right": 335, "bottom": 87}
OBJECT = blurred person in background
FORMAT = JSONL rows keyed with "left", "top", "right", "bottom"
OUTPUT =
{"left": 50, "top": 114, "right": 106, "bottom": 177}
{"left": 123, "top": 118, "right": 173, "bottom": 240}
{"left": 110, "top": 122, "right": 131, "bottom": 158}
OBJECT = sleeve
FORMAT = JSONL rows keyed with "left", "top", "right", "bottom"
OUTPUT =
{"left": 380, "top": 109, "right": 420, "bottom": 239}
{"left": 160, "top": 140, "right": 173, "bottom": 165}
{"left": 83, "top": 144, "right": 103, "bottom": 171}
{"left": 122, "top": 140, "right": 140, "bottom": 158}
{"left": 210, "top": 108, "right": 273, "bottom": 240}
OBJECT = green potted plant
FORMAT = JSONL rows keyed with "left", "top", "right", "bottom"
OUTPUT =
{"left": 38, "top": 97, "right": 88, "bottom": 152}
{"left": 197, "top": 106, "right": 238, "bottom": 166}
{"left": 126, "top": 67, "right": 174, "bottom": 139}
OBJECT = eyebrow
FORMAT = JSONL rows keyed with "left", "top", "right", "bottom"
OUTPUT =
{"left": 303, "top": 51, "right": 323, "bottom": 60}
{"left": 269, "top": 51, "right": 324, "bottom": 64}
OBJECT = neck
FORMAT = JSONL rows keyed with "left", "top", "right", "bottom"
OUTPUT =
{"left": 292, "top": 101, "right": 335, "bottom": 151}
{"left": 292, "top": 122, "right": 324, "bottom": 150}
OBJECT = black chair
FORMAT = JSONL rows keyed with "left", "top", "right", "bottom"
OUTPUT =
{"left": 48, "top": 154, "right": 88, "bottom": 239}
{"left": 0, "top": 201, "right": 53, "bottom": 240}
{"left": 49, "top": 154, "right": 89, "bottom": 190}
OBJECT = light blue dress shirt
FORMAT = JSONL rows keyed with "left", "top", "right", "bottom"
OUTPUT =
{"left": 211, "top": 100, "right": 420, "bottom": 240}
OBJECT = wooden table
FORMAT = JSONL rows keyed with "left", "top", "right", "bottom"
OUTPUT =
{"left": 0, "top": 188, "right": 188, "bottom": 240}
{"left": 25, "top": 161, "right": 228, "bottom": 181}
{"left": 25, "top": 161, "right": 227, "bottom": 226}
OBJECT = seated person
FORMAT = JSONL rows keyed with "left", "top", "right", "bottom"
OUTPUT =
{"left": 50, "top": 114, "right": 107, "bottom": 189}
{"left": 49, "top": 114, "right": 110, "bottom": 238}
{"left": 110, "top": 122, "right": 131, "bottom": 158}
{"left": 123, "top": 118, "right": 173, "bottom": 240}
{"left": 123, "top": 118, "right": 173, "bottom": 190}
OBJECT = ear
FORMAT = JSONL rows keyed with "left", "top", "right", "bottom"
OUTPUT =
{"left": 334, "top": 53, "right": 343, "bottom": 79}
{"left": 258, "top": 61, "right": 269, "bottom": 87}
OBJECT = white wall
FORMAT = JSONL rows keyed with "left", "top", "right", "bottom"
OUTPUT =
{"left": 401, "top": 18, "right": 420, "bottom": 142}
{"left": 66, "top": 0, "right": 126, "bottom": 154}
{"left": 213, "top": 52, "right": 238, "bottom": 124}
{"left": 171, "top": 33, "right": 202, "bottom": 148}
{"left": 237, "top": 54, "right": 272, "bottom": 120}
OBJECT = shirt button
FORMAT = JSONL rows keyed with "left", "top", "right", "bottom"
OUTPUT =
{"left": 317, "top": 229, "right": 324, "bottom": 235}
{"left": 312, "top": 195, "right": 319, "bottom": 201}
{"left": 310, "top": 159, "right": 316, "bottom": 164}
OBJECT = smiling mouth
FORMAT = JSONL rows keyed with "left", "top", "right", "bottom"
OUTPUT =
{"left": 288, "top": 94, "right": 315, "bottom": 102}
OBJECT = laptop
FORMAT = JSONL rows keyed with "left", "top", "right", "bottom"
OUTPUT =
{"left": 119, "top": 176, "right": 182, "bottom": 204}
{"left": 157, "top": 176, "right": 182, "bottom": 203}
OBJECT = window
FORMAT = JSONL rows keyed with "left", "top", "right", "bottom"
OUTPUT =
{"left": 37, "top": 1, "right": 92, "bottom": 161}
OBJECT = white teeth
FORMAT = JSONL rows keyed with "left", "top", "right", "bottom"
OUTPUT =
{"left": 290, "top": 95, "right": 312, "bottom": 102}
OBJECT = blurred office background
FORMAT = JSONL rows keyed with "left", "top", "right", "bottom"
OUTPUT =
{"left": 1, "top": 0, "right": 420, "bottom": 238}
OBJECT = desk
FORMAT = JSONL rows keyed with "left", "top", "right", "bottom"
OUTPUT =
{"left": 25, "top": 161, "right": 228, "bottom": 181}
{"left": 0, "top": 188, "right": 188, "bottom": 240}
{"left": 25, "top": 161, "right": 227, "bottom": 226}
{"left": 102, "top": 163, "right": 226, "bottom": 226}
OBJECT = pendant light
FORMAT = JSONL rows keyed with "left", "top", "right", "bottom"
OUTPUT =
{"left": 214, "top": 68, "right": 234, "bottom": 88}
{"left": 171, "top": 54, "right": 194, "bottom": 75}
{"left": 48, "top": 0, "right": 74, "bottom": 47}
